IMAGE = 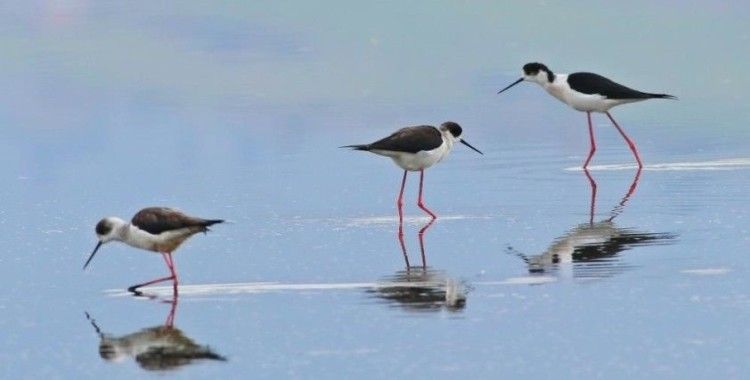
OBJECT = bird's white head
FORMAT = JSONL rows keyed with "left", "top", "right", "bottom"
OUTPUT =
{"left": 497, "top": 62, "right": 555, "bottom": 94}
{"left": 83, "top": 217, "right": 127, "bottom": 269}
{"left": 439, "top": 122, "right": 483, "bottom": 155}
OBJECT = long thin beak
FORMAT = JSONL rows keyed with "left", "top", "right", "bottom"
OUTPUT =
{"left": 497, "top": 77, "right": 524, "bottom": 95}
{"left": 460, "top": 139, "right": 483, "bottom": 155}
{"left": 83, "top": 241, "right": 103, "bottom": 270}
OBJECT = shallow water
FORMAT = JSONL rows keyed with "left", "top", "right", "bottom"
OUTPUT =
{"left": 2, "top": 2, "right": 750, "bottom": 379}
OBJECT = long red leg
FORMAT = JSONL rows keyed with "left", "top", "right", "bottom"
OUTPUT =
{"left": 416, "top": 170, "right": 437, "bottom": 219}
{"left": 583, "top": 112, "right": 596, "bottom": 169}
{"left": 127, "top": 275, "right": 174, "bottom": 293}
{"left": 167, "top": 252, "right": 179, "bottom": 296}
{"left": 606, "top": 111, "right": 643, "bottom": 168}
{"left": 127, "top": 252, "right": 177, "bottom": 294}
{"left": 162, "top": 251, "right": 173, "bottom": 271}
{"left": 583, "top": 168, "right": 598, "bottom": 225}
{"left": 396, "top": 170, "right": 407, "bottom": 232}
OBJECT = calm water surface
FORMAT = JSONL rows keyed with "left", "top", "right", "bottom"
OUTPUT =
{"left": 1, "top": 2, "right": 750, "bottom": 379}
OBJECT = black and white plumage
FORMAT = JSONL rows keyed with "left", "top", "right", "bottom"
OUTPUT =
{"left": 84, "top": 207, "right": 223, "bottom": 292}
{"left": 498, "top": 62, "right": 677, "bottom": 168}
{"left": 370, "top": 269, "right": 467, "bottom": 312}
{"left": 86, "top": 313, "right": 226, "bottom": 371}
{"left": 566, "top": 72, "right": 675, "bottom": 103}
{"left": 352, "top": 125, "right": 444, "bottom": 154}
{"left": 507, "top": 169, "right": 676, "bottom": 279}
{"left": 342, "top": 122, "right": 482, "bottom": 171}
{"left": 498, "top": 62, "right": 676, "bottom": 112}
{"left": 510, "top": 220, "right": 676, "bottom": 279}
{"left": 129, "top": 207, "right": 222, "bottom": 238}
{"left": 342, "top": 121, "right": 482, "bottom": 220}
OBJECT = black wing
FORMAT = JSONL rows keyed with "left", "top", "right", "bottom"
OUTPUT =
{"left": 132, "top": 207, "right": 222, "bottom": 235}
{"left": 367, "top": 125, "right": 442, "bottom": 154}
{"left": 574, "top": 230, "right": 677, "bottom": 261}
{"left": 568, "top": 72, "right": 666, "bottom": 100}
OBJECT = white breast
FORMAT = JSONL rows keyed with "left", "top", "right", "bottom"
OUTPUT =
{"left": 372, "top": 138, "right": 453, "bottom": 172}
{"left": 123, "top": 225, "right": 195, "bottom": 253}
{"left": 392, "top": 144, "right": 450, "bottom": 171}
{"left": 122, "top": 226, "right": 162, "bottom": 252}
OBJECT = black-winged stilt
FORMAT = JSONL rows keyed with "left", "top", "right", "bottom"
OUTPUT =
{"left": 85, "top": 311, "right": 226, "bottom": 369}
{"left": 507, "top": 168, "right": 675, "bottom": 277}
{"left": 83, "top": 207, "right": 224, "bottom": 294}
{"left": 498, "top": 62, "right": 676, "bottom": 168}
{"left": 341, "top": 121, "right": 482, "bottom": 221}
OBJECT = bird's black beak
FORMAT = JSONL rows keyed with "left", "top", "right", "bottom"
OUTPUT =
{"left": 460, "top": 139, "right": 483, "bottom": 155}
{"left": 83, "top": 241, "right": 103, "bottom": 270}
{"left": 497, "top": 77, "right": 524, "bottom": 95}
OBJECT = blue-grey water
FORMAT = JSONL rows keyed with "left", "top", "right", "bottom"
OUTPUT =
{"left": 2, "top": 2, "right": 750, "bottom": 379}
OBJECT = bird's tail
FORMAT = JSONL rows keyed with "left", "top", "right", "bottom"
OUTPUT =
{"left": 194, "top": 349, "right": 228, "bottom": 361}
{"left": 339, "top": 144, "right": 371, "bottom": 151}
{"left": 646, "top": 93, "right": 678, "bottom": 100}
{"left": 203, "top": 219, "right": 224, "bottom": 226}
{"left": 200, "top": 219, "right": 224, "bottom": 233}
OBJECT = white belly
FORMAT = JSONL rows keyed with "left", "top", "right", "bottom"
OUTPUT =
{"left": 373, "top": 146, "right": 449, "bottom": 171}
{"left": 545, "top": 78, "right": 641, "bottom": 113}
{"left": 566, "top": 93, "right": 641, "bottom": 112}
{"left": 565, "top": 92, "right": 610, "bottom": 112}
{"left": 124, "top": 225, "right": 196, "bottom": 253}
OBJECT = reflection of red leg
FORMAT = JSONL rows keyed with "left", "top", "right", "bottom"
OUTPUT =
{"left": 398, "top": 218, "right": 434, "bottom": 270}
{"left": 608, "top": 167, "right": 643, "bottom": 221}
{"left": 396, "top": 170, "right": 407, "bottom": 229}
{"left": 417, "top": 218, "right": 435, "bottom": 268}
{"left": 396, "top": 201, "right": 409, "bottom": 268}
{"left": 418, "top": 218, "right": 435, "bottom": 235}
{"left": 623, "top": 166, "right": 642, "bottom": 200}
{"left": 606, "top": 111, "right": 643, "bottom": 168}
{"left": 417, "top": 170, "right": 437, "bottom": 219}
{"left": 583, "top": 168, "right": 598, "bottom": 225}
{"left": 583, "top": 112, "right": 596, "bottom": 169}
{"left": 397, "top": 225, "right": 410, "bottom": 268}
{"left": 165, "top": 293, "right": 178, "bottom": 327}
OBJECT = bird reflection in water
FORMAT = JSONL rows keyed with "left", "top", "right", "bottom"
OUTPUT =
{"left": 509, "top": 168, "right": 676, "bottom": 279}
{"left": 368, "top": 218, "right": 467, "bottom": 312}
{"left": 84, "top": 292, "right": 226, "bottom": 371}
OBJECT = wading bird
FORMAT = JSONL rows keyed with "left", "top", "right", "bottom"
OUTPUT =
{"left": 498, "top": 62, "right": 676, "bottom": 168}
{"left": 342, "top": 122, "right": 482, "bottom": 220}
{"left": 84, "top": 207, "right": 223, "bottom": 293}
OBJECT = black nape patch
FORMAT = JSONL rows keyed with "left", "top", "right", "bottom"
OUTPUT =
{"left": 96, "top": 219, "right": 112, "bottom": 235}
{"left": 441, "top": 121, "right": 462, "bottom": 137}
{"left": 523, "top": 62, "right": 555, "bottom": 82}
